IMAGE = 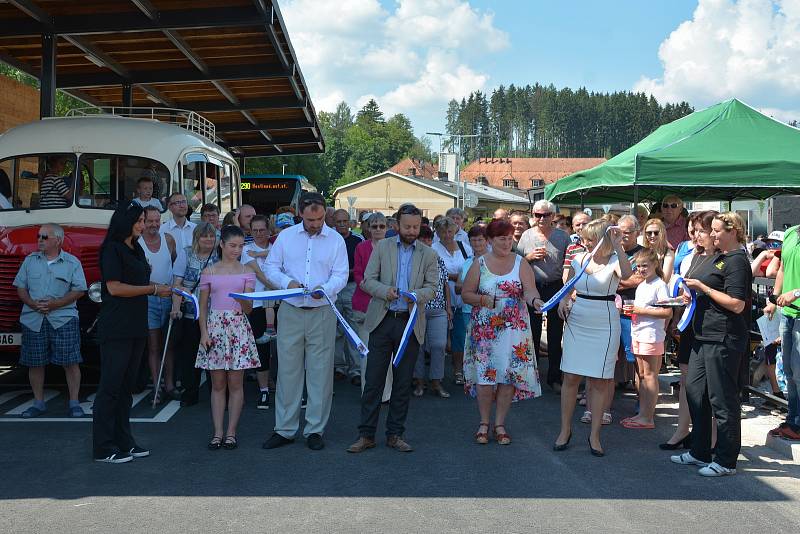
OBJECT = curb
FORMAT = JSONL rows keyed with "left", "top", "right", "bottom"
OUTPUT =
{"left": 658, "top": 372, "right": 798, "bottom": 464}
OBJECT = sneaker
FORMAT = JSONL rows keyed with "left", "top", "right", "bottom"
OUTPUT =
{"left": 698, "top": 462, "right": 736, "bottom": 477}
{"left": 255, "top": 334, "right": 269, "bottom": 345}
{"left": 265, "top": 326, "right": 277, "bottom": 338}
{"left": 670, "top": 452, "right": 709, "bottom": 467}
{"left": 69, "top": 405, "right": 85, "bottom": 418}
{"left": 21, "top": 406, "right": 46, "bottom": 418}
{"left": 94, "top": 451, "right": 133, "bottom": 464}
{"left": 778, "top": 425, "right": 800, "bottom": 440}
{"left": 129, "top": 446, "right": 150, "bottom": 458}
{"left": 769, "top": 423, "right": 788, "bottom": 437}
{"left": 257, "top": 391, "right": 270, "bottom": 410}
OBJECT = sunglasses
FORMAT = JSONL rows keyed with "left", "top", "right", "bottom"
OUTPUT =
{"left": 300, "top": 198, "right": 324, "bottom": 208}
{"left": 662, "top": 203, "right": 679, "bottom": 209}
{"left": 37, "top": 234, "right": 50, "bottom": 240}
{"left": 645, "top": 230, "right": 660, "bottom": 236}
{"left": 169, "top": 199, "right": 188, "bottom": 206}
{"left": 533, "top": 212, "right": 552, "bottom": 218}
{"left": 370, "top": 224, "right": 387, "bottom": 230}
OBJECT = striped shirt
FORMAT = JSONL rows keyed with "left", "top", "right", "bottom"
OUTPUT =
{"left": 39, "top": 175, "right": 70, "bottom": 208}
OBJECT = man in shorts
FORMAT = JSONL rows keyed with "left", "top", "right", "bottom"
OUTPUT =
{"left": 13, "top": 223, "right": 87, "bottom": 417}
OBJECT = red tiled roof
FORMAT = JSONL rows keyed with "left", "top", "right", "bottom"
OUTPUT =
{"left": 388, "top": 158, "right": 438, "bottom": 180}
{"left": 460, "top": 157, "right": 606, "bottom": 189}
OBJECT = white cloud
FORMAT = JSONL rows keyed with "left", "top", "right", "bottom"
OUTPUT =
{"left": 635, "top": 0, "right": 800, "bottom": 120}
{"left": 281, "top": 0, "right": 509, "bottom": 132}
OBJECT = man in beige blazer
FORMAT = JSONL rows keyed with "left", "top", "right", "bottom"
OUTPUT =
{"left": 347, "top": 204, "right": 439, "bottom": 453}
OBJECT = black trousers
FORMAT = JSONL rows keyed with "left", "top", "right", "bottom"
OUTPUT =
{"left": 686, "top": 338, "right": 744, "bottom": 469}
{"left": 530, "top": 279, "right": 564, "bottom": 385}
{"left": 359, "top": 314, "right": 420, "bottom": 439}
{"left": 174, "top": 318, "right": 202, "bottom": 401}
{"left": 92, "top": 336, "right": 146, "bottom": 456}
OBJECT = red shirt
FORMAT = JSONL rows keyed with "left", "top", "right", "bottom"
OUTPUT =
{"left": 352, "top": 240, "right": 374, "bottom": 313}
{"left": 665, "top": 215, "right": 689, "bottom": 251}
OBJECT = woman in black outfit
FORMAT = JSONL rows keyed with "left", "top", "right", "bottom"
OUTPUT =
{"left": 671, "top": 212, "right": 751, "bottom": 477}
{"left": 92, "top": 204, "right": 173, "bottom": 463}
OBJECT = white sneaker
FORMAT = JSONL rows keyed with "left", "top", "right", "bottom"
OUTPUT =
{"left": 670, "top": 452, "right": 709, "bottom": 467}
{"left": 698, "top": 462, "right": 736, "bottom": 477}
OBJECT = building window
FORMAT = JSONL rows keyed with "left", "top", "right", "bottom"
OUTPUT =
{"left": 475, "top": 175, "right": 488, "bottom": 185}
{"left": 503, "top": 178, "right": 519, "bottom": 188}
{"left": 530, "top": 178, "right": 543, "bottom": 188}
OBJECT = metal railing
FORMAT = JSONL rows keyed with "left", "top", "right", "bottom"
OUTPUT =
{"left": 66, "top": 107, "right": 216, "bottom": 142}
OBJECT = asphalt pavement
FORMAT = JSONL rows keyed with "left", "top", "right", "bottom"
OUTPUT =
{"left": 2, "top": 363, "right": 799, "bottom": 533}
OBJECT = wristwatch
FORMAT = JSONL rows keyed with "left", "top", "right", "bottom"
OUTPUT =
{"left": 794, "top": 290, "right": 800, "bottom": 300}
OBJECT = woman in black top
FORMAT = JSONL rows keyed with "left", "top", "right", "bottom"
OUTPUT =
{"left": 671, "top": 212, "right": 751, "bottom": 476}
{"left": 92, "top": 204, "right": 173, "bottom": 463}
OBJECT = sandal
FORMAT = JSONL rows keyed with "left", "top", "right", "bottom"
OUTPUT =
{"left": 601, "top": 412, "right": 612, "bottom": 425}
{"left": 494, "top": 425, "right": 511, "bottom": 445}
{"left": 208, "top": 436, "right": 223, "bottom": 450}
{"left": 453, "top": 371, "right": 465, "bottom": 385}
{"left": 475, "top": 422, "right": 490, "bottom": 445}
{"left": 580, "top": 410, "right": 592, "bottom": 424}
{"left": 223, "top": 436, "right": 238, "bottom": 450}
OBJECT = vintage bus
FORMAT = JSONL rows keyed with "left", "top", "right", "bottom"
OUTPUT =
{"left": 0, "top": 108, "right": 241, "bottom": 359}
{"left": 240, "top": 173, "right": 316, "bottom": 216}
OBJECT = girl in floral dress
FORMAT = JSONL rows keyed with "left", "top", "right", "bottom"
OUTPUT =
{"left": 197, "top": 225, "right": 261, "bottom": 450}
{"left": 462, "top": 219, "right": 544, "bottom": 445}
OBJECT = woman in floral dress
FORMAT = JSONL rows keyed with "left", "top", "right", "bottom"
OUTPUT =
{"left": 197, "top": 225, "right": 261, "bottom": 450}
{"left": 462, "top": 219, "right": 544, "bottom": 445}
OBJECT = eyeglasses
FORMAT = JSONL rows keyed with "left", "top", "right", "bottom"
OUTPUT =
{"left": 661, "top": 203, "right": 679, "bottom": 209}
{"left": 37, "top": 234, "right": 49, "bottom": 240}
{"left": 169, "top": 199, "right": 187, "bottom": 206}
{"left": 251, "top": 228, "right": 268, "bottom": 233}
{"left": 300, "top": 197, "right": 325, "bottom": 209}
{"left": 645, "top": 230, "right": 660, "bottom": 236}
{"left": 533, "top": 212, "right": 552, "bottom": 218}
{"left": 370, "top": 224, "right": 387, "bottom": 230}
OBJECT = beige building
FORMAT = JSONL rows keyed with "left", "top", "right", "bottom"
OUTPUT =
{"left": 332, "top": 171, "right": 530, "bottom": 219}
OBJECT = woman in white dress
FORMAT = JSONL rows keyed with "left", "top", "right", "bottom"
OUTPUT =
{"left": 553, "top": 220, "right": 633, "bottom": 456}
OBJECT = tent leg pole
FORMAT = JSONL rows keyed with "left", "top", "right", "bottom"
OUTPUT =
{"left": 632, "top": 185, "right": 638, "bottom": 216}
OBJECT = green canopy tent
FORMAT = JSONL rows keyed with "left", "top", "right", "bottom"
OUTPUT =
{"left": 545, "top": 98, "right": 800, "bottom": 205}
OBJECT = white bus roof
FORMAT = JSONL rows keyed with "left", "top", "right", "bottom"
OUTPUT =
{"left": 0, "top": 115, "right": 235, "bottom": 166}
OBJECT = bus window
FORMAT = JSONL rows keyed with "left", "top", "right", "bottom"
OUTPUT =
{"left": 0, "top": 153, "right": 76, "bottom": 210}
{"left": 76, "top": 154, "right": 168, "bottom": 210}
{"left": 220, "top": 162, "right": 233, "bottom": 216}
{"left": 182, "top": 162, "right": 203, "bottom": 213}
{"left": 204, "top": 162, "right": 220, "bottom": 209}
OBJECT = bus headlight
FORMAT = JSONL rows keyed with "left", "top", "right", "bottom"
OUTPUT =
{"left": 88, "top": 282, "right": 102, "bottom": 303}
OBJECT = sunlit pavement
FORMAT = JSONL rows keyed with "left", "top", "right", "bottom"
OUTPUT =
{"left": 2, "top": 363, "right": 799, "bottom": 533}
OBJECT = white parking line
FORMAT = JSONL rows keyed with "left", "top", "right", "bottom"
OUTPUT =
{"left": 5, "top": 389, "right": 60, "bottom": 414}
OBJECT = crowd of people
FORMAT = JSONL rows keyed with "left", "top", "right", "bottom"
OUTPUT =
{"left": 12, "top": 189, "right": 800, "bottom": 478}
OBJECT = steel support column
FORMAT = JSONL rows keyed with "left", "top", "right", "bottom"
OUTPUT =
{"left": 122, "top": 83, "right": 133, "bottom": 108}
{"left": 40, "top": 33, "right": 56, "bottom": 118}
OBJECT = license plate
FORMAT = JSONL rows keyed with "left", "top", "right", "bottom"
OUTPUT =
{"left": 0, "top": 333, "right": 21, "bottom": 346}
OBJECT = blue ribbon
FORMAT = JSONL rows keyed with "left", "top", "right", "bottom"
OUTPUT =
{"left": 171, "top": 287, "right": 199, "bottom": 321}
{"left": 229, "top": 288, "right": 369, "bottom": 357}
{"left": 541, "top": 226, "right": 619, "bottom": 312}
{"left": 391, "top": 290, "right": 418, "bottom": 368}
{"left": 670, "top": 276, "right": 696, "bottom": 332}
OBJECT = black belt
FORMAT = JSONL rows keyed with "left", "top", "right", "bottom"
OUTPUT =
{"left": 576, "top": 294, "right": 615, "bottom": 301}
{"left": 386, "top": 310, "right": 410, "bottom": 319}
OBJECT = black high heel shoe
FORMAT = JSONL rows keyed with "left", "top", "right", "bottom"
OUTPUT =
{"left": 553, "top": 432, "right": 572, "bottom": 451}
{"left": 659, "top": 434, "right": 691, "bottom": 450}
{"left": 588, "top": 437, "right": 604, "bottom": 457}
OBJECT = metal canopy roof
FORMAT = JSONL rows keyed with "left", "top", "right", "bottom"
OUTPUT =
{"left": 0, "top": 0, "right": 324, "bottom": 158}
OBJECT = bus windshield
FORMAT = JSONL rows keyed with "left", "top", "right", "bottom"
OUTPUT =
{"left": 0, "top": 153, "right": 77, "bottom": 210}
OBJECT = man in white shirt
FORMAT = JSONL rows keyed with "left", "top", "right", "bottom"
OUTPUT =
{"left": 161, "top": 193, "right": 196, "bottom": 252}
{"left": 263, "top": 192, "right": 349, "bottom": 451}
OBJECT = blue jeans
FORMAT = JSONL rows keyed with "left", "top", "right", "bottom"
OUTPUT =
{"left": 620, "top": 316, "right": 635, "bottom": 363}
{"left": 780, "top": 314, "right": 800, "bottom": 429}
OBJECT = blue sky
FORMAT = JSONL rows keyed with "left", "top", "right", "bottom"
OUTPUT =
{"left": 283, "top": 0, "right": 798, "bottom": 138}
